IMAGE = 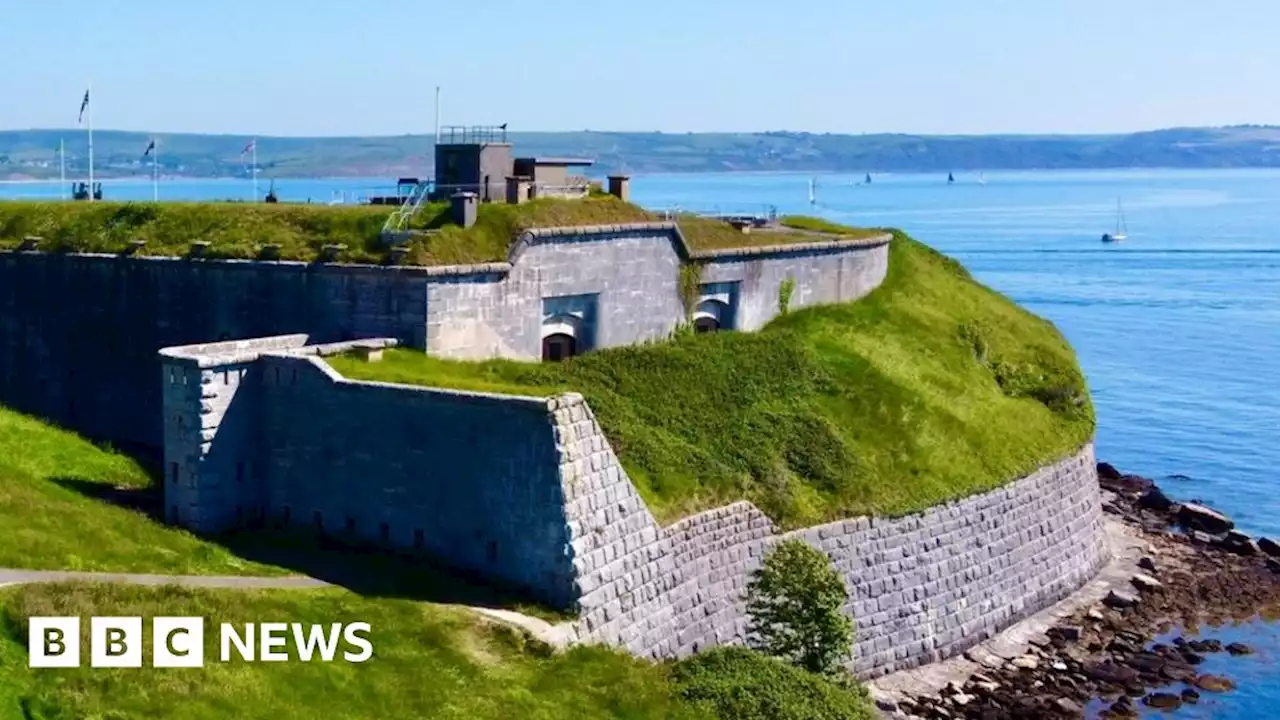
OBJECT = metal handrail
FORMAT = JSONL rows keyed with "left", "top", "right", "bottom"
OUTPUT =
{"left": 382, "top": 180, "right": 434, "bottom": 233}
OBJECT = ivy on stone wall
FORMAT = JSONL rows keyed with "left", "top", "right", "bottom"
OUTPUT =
{"left": 778, "top": 277, "right": 796, "bottom": 315}
{"left": 678, "top": 262, "right": 705, "bottom": 321}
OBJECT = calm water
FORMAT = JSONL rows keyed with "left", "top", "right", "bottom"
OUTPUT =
{"left": 5, "top": 169, "right": 1279, "bottom": 716}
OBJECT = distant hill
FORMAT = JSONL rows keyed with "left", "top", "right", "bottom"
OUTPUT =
{"left": 5, "top": 126, "right": 1280, "bottom": 179}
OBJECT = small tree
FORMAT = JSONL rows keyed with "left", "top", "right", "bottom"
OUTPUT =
{"left": 746, "top": 539, "right": 853, "bottom": 675}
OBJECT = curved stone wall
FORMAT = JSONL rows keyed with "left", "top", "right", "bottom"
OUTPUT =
{"left": 554, "top": 397, "right": 1108, "bottom": 677}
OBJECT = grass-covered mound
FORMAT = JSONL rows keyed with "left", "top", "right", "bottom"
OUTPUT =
{"left": 0, "top": 583, "right": 705, "bottom": 720}
{"left": 673, "top": 647, "right": 873, "bottom": 720}
{"left": 0, "top": 406, "right": 283, "bottom": 575}
{"left": 0, "top": 197, "right": 882, "bottom": 266}
{"left": 330, "top": 233, "right": 1094, "bottom": 527}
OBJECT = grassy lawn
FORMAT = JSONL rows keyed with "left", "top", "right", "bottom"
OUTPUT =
{"left": 330, "top": 233, "right": 1095, "bottom": 527}
{"left": 0, "top": 407, "right": 286, "bottom": 576}
{"left": 0, "top": 197, "right": 880, "bottom": 267}
{"left": 0, "top": 583, "right": 707, "bottom": 720}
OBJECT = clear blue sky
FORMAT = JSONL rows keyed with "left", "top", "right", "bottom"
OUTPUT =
{"left": 4, "top": 0, "right": 1276, "bottom": 136}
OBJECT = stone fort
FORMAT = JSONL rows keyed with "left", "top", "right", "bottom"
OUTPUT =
{"left": 0, "top": 133, "right": 1108, "bottom": 677}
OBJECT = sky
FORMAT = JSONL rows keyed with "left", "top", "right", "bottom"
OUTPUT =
{"left": 2, "top": 0, "right": 1277, "bottom": 136}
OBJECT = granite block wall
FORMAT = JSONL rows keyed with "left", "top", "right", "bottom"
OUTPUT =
{"left": 159, "top": 337, "right": 1104, "bottom": 670}
{"left": 0, "top": 253, "right": 431, "bottom": 450}
{"left": 420, "top": 225, "right": 893, "bottom": 359}
{"left": 159, "top": 337, "right": 579, "bottom": 607}
{"left": 423, "top": 227, "right": 686, "bottom": 359}
{"left": 699, "top": 241, "right": 891, "bottom": 332}
{"left": 557, "top": 397, "right": 1107, "bottom": 678}
{"left": 0, "top": 228, "right": 889, "bottom": 450}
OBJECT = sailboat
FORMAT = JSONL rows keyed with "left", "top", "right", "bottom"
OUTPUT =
{"left": 1102, "top": 197, "right": 1128, "bottom": 243}
{"left": 947, "top": 172, "right": 955, "bottom": 184}
{"left": 978, "top": 172, "right": 986, "bottom": 185}
{"left": 808, "top": 177, "right": 817, "bottom": 205}
{"left": 865, "top": 172, "right": 872, "bottom": 185}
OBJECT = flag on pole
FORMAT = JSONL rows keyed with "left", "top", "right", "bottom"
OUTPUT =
{"left": 240, "top": 139, "right": 256, "bottom": 157}
{"left": 143, "top": 139, "right": 156, "bottom": 157}
{"left": 78, "top": 89, "right": 91, "bottom": 125}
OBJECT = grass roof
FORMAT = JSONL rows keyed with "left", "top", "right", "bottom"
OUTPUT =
{"left": 0, "top": 196, "right": 883, "bottom": 267}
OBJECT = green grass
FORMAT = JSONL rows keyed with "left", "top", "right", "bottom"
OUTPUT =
{"left": 330, "top": 232, "right": 1094, "bottom": 527}
{"left": 0, "top": 197, "right": 881, "bottom": 267}
{"left": 0, "top": 583, "right": 706, "bottom": 720}
{"left": 0, "top": 407, "right": 285, "bottom": 575}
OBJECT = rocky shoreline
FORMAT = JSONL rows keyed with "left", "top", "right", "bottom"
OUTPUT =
{"left": 887, "top": 463, "right": 1280, "bottom": 719}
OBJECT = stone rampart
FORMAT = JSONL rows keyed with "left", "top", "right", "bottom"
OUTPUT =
{"left": 0, "top": 229, "right": 888, "bottom": 450}
{"left": 157, "top": 339, "right": 1105, "bottom": 674}
{"left": 555, "top": 395, "right": 1107, "bottom": 677}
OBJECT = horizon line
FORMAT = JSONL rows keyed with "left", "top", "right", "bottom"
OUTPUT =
{"left": 3, "top": 124, "right": 1279, "bottom": 141}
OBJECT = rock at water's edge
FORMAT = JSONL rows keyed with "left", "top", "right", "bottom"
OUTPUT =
{"left": 1177, "top": 503, "right": 1234, "bottom": 534}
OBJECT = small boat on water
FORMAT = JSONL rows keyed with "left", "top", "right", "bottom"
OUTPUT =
{"left": 1102, "top": 197, "right": 1128, "bottom": 243}
{"left": 978, "top": 172, "right": 986, "bottom": 185}
{"left": 808, "top": 176, "right": 817, "bottom": 205}
{"left": 947, "top": 172, "right": 955, "bottom": 184}
{"left": 865, "top": 172, "right": 872, "bottom": 185}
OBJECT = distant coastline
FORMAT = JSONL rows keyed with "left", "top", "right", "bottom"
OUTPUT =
{"left": 5, "top": 125, "right": 1280, "bottom": 180}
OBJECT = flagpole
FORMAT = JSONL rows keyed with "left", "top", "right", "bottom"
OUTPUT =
{"left": 87, "top": 81, "right": 94, "bottom": 202}
{"left": 252, "top": 137, "right": 258, "bottom": 202}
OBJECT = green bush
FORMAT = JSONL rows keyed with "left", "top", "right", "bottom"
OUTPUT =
{"left": 747, "top": 539, "right": 852, "bottom": 675}
{"left": 673, "top": 647, "right": 873, "bottom": 720}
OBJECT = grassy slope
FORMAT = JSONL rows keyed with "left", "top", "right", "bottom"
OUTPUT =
{"left": 0, "top": 583, "right": 705, "bottom": 720}
{"left": 0, "top": 197, "right": 881, "bottom": 266}
{"left": 331, "top": 233, "right": 1094, "bottom": 527}
{"left": 0, "top": 407, "right": 282, "bottom": 575}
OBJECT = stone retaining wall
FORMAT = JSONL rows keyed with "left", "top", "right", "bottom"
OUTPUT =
{"left": 557, "top": 395, "right": 1107, "bottom": 677}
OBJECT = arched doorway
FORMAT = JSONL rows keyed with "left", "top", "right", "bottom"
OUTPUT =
{"left": 542, "top": 333, "right": 577, "bottom": 361}
{"left": 542, "top": 314, "right": 583, "bottom": 361}
{"left": 693, "top": 316, "right": 720, "bottom": 333}
{"left": 693, "top": 299, "right": 730, "bottom": 334}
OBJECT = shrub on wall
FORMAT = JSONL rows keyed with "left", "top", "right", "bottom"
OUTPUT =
{"left": 778, "top": 276, "right": 796, "bottom": 315}
{"left": 672, "top": 646, "right": 873, "bottom": 720}
{"left": 746, "top": 539, "right": 852, "bottom": 675}
{"left": 678, "top": 262, "right": 704, "bottom": 321}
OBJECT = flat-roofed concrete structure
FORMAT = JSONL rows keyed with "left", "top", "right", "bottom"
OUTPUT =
{"left": 514, "top": 157, "right": 595, "bottom": 199}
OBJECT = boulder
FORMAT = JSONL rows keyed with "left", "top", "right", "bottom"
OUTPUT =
{"left": 1194, "top": 674, "right": 1235, "bottom": 693}
{"left": 1126, "top": 653, "right": 1165, "bottom": 674}
{"left": 1085, "top": 661, "right": 1139, "bottom": 685}
{"left": 1138, "top": 487, "right": 1174, "bottom": 512}
{"left": 1055, "top": 698, "right": 1084, "bottom": 715}
{"left": 1258, "top": 536, "right": 1280, "bottom": 557}
{"left": 1011, "top": 655, "right": 1039, "bottom": 670}
{"left": 1143, "top": 692, "right": 1182, "bottom": 710}
{"left": 1176, "top": 503, "right": 1234, "bottom": 534}
{"left": 1097, "top": 462, "right": 1122, "bottom": 480}
{"left": 1181, "top": 688, "right": 1200, "bottom": 704}
{"left": 1104, "top": 589, "right": 1140, "bottom": 609}
{"left": 1048, "top": 625, "right": 1082, "bottom": 642}
{"left": 1226, "top": 642, "right": 1253, "bottom": 656}
{"left": 1138, "top": 556, "right": 1158, "bottom": 573}
{"left": 1217, "top": 531, "right": 1260, "bottom": 556}
{"left": 1130, "top": 573, "right": 1164, "bottom": 593}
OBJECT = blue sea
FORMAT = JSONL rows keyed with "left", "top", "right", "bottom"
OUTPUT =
{"left": 4, "top": 170, "right": 1279, "bottom": 717}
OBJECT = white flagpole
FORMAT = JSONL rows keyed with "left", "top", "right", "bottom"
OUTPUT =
{"left": 152, "top": 140, "right": 159, "bottom": 202}
{"left": 87, "top": 82, "right": 94, "bottom": 202}
{"left": 59, "top": 138, "right": 66, "bottom": 200}
{"left": 434, "top": 86, "right": 441, "bottom": 144}
{"left": 252, "top": 138, "right": 258, "bottom": 202}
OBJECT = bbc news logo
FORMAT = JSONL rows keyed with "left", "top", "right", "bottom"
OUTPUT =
{"left": 29, "top": 617, "right": 373, "bottom": 668}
